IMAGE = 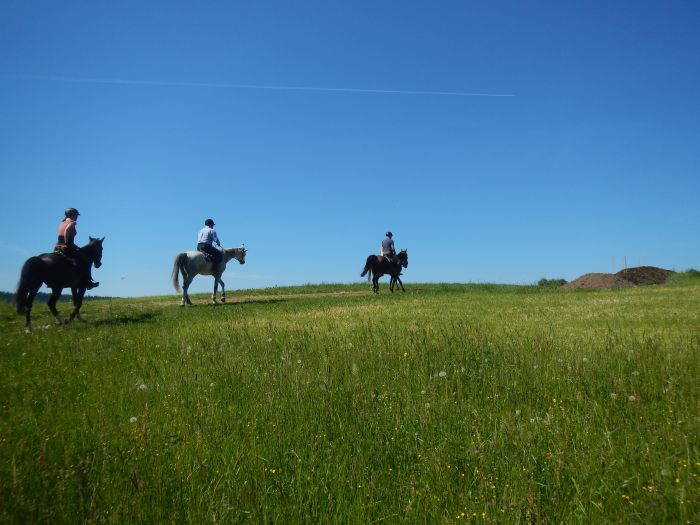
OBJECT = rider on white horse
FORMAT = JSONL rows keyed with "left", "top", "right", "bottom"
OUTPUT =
{"left": 197, "top": 219, "right": 223, "bottom": 269}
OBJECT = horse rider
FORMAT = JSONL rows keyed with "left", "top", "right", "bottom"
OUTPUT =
{"left": 54, "top": 208, "right": 99, "bottom": 289}
{"left": 197, "top": 218, "right": 223, "bottom": 268}
{"left": 380, "top": 231, "right": 397, "bottom": 265}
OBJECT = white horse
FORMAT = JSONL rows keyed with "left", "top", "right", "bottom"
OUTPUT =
{"left": 171, "top": 246, "right": 246, "bottom": 306}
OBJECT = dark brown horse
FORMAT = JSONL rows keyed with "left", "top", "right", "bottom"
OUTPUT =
{"left": 360, "top": 249, "right": 408, "bottom": 293}
{"left": 15, "top": 237, "right": 104, "bottom": 331}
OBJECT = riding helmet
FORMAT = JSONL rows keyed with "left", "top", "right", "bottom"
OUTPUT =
{"left": 65, "top": 208, "right": 80, "bottom": 217}
{"left": 385, "top": 231, "right": 393, "bottom": 237}
{"left": 205, "top": 218, "right": 215, "bottom": 227}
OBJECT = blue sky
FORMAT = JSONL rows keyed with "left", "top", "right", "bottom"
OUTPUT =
{"left": 1, "top": 1, "right": 698, "bottom": 297}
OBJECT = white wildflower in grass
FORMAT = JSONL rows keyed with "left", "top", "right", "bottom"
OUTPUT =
{"left": 610, "top": 393, "right": 618, "bottom": 399}
{"left": 628, "top": 395, "right": 637, "bottom": 402}
{"left": 438, "top": 371, "right": 447, "bottom": 378}
{"left": 582, "top": 357, "right": 588, "bottom": 363}
{"left": 138, "top": 383, "right": 147, "bottom": 391}
{"left": 515, "top": 409, "right": 521, "bottom": 416}
{"left": 129, "top": 416, "right": 137, "bottom": 424}
{"left": 632, "top": 370, "right": 640, "bottom": 376}
{"left": 297, "top": 359, "right": 302, "bottom": 364}
{"left": 267, "top": 338, "right": 272, "bottom": 343}
{"left": 424, "top": 403, "right": 430, "bottom": 409}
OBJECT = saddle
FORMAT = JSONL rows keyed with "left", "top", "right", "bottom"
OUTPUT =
{"left": 198, "top": 249, "right": 221, "bottom": 265}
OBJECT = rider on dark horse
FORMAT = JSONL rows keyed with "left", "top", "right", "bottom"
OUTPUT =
{"left": 54, "top": 208, "right": 99, "bottom": 289}
{"left": 381, "top": 231, "right": 398, "bottom": 267}
{"left": 197, "top": 218, "right": 223, "bottom": 267}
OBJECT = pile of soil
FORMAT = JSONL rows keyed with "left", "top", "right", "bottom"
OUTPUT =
{"left": 615, "top": 266, "right": 674, "bottom": 285}
{"left": 561, "top": 266, "right": 674, "bottom": 291}
{"left": 560, "top": 273, "right": 635, "bottom": 290}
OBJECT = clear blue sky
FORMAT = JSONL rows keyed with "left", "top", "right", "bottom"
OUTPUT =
{"left": 1, "top": 1, "right": 698, "bottom": 297}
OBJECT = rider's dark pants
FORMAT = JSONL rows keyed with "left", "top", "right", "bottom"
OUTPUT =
{"left": 55, "top": 244, "right": 95, "bottom": 285}
{"left": 197, "top": 243, "right": 222, "bottom": 265}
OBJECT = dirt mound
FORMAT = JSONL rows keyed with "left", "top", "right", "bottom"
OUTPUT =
{"left": 615, "top": 266, "right": 674, "bottom": 285}
{"left": 561, "top": 266, "right": 675, "bottom": 290}
{"left": 560, "top": 273, "right": 635, "bottom": 290}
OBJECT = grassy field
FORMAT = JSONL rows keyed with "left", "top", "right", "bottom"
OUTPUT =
{"left": 1, "top": 274, "right": 699, "bottom": 524}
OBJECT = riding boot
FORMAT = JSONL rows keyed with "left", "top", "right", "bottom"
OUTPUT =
{"left": 83, "top": 265, "right": 99, "bottom": 289}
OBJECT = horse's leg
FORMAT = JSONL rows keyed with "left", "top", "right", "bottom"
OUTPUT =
{"left": 219, "top": 277, "right": 226, "bottom": 303}
{"left": 211, "top": 273, "right": 219, "bottom": 304}
{"left": 47, "top": 288, "right": 63, "bottom": 325}
{"left": 396, "top": 275, "right": 405, "bottom": 292}
{"left": 23, "top": 282, "right": 42, "bottom": 332}
{"left": 71, "top": 288, "right": 85, "bottom": 321}
{"left": 68, "top": 288, "right": 86, "bottom": 323}
{"left": 182, "top": 275, "right": 194, "bottom": 306}
{"left": 373, "top": 274, "right": 379, "bottom": 293}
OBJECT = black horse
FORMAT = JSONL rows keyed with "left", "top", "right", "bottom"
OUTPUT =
{"left": 360, "top": 249, "right": 408, "bottom": 293}
{"left": 15, "top": 237, "right": 105, "bottom": 331}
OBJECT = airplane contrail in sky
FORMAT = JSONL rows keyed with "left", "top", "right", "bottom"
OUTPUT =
{"left": 5, "top": 75, "right": 515, "bottom": 97}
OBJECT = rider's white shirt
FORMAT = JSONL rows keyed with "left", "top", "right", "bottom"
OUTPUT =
{"left": 197, "top": 226, "right": 219, "bottom": 245}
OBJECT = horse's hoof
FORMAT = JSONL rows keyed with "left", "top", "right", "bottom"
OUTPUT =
{"left": 221, "top": 298, "right": 226, "bottom": 303}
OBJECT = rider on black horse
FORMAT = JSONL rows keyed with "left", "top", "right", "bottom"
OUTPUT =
{"left": 197, "top": 218, "right": 223, "bottom": 267}
{"left": 380, "top": 231, "right": 398, "bottom": 266}
{"left": 54, "top": 208, "right": 99, "bottom": 289}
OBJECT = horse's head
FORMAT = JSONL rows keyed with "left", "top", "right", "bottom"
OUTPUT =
{"left": 228, "top": 245, "right": 246, "bottom": 265}
{"left": 86, "top": 236, "right": 105, "bottom": 268}
{"left": 397, "top": 249, "right": 408, "bottom": 268}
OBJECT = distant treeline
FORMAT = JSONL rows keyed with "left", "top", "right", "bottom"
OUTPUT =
{"left": 0, "top": 291, "right": 112, "bottom": 303}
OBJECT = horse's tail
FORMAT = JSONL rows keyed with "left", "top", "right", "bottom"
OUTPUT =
{"left": 15, "top": 257, "right": 40, "bottom": 314}
{"left": 171, "top": 253, "right": 188, "bottom": 292}
{"left": 361, "top": 255, "right": 374, "bottom": 281}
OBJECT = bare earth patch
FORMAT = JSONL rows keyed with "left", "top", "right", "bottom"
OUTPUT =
{"left": 561, "top": 266, "right": 674, "bottom": 290}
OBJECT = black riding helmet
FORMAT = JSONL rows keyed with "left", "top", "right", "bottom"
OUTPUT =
{"left": 385, "top": 231, "right": 393, "bottom": 237}
{"left": 65, "top": 208, "right": 80, "bottom": 218}
{"left": 205, "top": 218, "right": 215, "bottom": 227}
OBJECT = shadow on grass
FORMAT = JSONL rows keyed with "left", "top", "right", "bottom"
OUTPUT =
{"left": 92, "top": 312, "right": 159, "bottom": 327}
{"left": 226, "top": 298, "right": 285, "bottom": 307}
{"left": 175, "top": 298, "right": 286, "bottom": 308}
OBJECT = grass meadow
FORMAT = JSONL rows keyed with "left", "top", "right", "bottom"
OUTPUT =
{"left": 1, "top": 273, "right": 699, "bottom": 523}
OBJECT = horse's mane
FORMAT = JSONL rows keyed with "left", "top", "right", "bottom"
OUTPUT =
{"left": 79, "top": 237, "right": 103, "bottom": 253}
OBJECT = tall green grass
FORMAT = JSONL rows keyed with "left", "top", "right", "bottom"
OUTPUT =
{"left": 1, "top": 277, "right": 699, "bottom": 523}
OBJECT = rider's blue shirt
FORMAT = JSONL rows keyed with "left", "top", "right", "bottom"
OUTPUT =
{"left": 197, "top": 226, "right": 220, "bottom": 245}
{"left": 381, "top": 237, "right": 395, "bottom": 256}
